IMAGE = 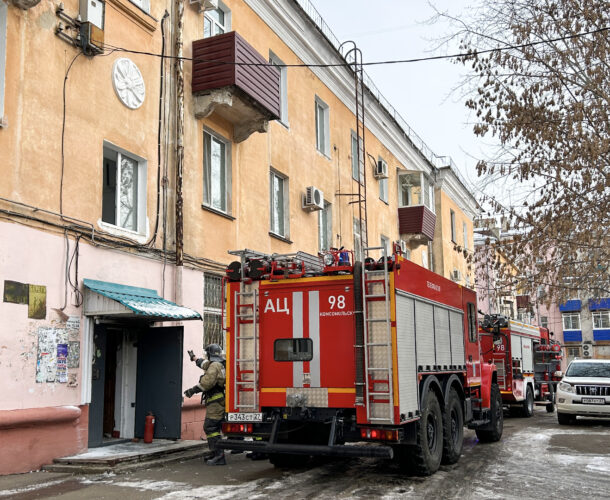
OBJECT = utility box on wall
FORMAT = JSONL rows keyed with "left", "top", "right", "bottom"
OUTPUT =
{"left": 79, "top": 0, "right": 105, "bottom": 29}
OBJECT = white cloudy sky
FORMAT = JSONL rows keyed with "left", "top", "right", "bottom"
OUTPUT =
{"left": 308, "top": 0, "right": 493, "bottom": 191}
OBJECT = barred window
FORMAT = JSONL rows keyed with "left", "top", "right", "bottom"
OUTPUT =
{"left": 203, "top": 273, "right": 223, "bottom": 348}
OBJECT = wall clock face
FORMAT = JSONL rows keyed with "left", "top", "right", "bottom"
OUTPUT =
{"left": 112, "top": 58, "right": 146, "bottom": 110}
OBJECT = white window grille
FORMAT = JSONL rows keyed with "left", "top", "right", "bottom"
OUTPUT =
{"left": 562, "top": 312, "right": 581, "bottom": 330}
{"left": 203, "top": 273, "right": 223, "bottom": 347}
{"left": 398, "top": 171, "right": 434, "bottom": 211}
{"left": 593, "top": 310, "right": 610, "bottom": 329}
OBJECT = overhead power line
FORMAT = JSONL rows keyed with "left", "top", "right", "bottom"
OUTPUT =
{"left": 98, "top": 25, "right": 610, "bottom": 69}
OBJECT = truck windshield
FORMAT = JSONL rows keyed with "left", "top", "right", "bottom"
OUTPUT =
{"left": 566, "top": 362, "right": 610, "bottom": 378}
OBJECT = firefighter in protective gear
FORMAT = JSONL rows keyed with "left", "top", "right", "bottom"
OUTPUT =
{"left": 184, "top": 344, "right": 226, "bottom": 465}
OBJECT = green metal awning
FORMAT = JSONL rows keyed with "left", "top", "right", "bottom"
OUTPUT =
{"left": 83, "top": 279, "right": 202, "bottom": 321}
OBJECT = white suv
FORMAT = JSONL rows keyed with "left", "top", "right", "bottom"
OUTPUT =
{"left": 557, "top": 358, "right": 610, "bottom": 424}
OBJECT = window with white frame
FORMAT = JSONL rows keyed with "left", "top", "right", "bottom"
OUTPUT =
{"left": 353, "top": 218, "right": 362, "bottom": 262}
{"left": 463, "top": 222, "right": 468, "bottom": 250}
{"left": 398, "top": 171, "right": 434, "bottom": 211}
{"left": 203, "top": 129, "right": 231, "bottom": 214}
{"left": 421, "top": 248, "right": 428, "bottom": 269}
{"left": 562, "top": 312, "right": 581, "bottom": 330}
{"left": 378, "top": 158, "right": 388, "bottom": 203}
{"left": 318, "top": 201, "right": 332, "bottom": 252}
{"left": 270, "top": 51, "right": 288, "bottom": 126}
{"left": 593, "top": 310, "right": 610, "bottom": 329}
{"left": 450, "top": 210, "right": 457, "bottom": 243}
{"left": 0, "top": 2, "right": 6, "bottom": 124}
{"left": 540, "top": 316, "right": 549, "bottom": 329}
{"left": 102, "top": 144, "right": 147, "bottom": 233}
{"left": 315, "top": 96, "right": 330, "bottom": 156}
{"left": 270, "top": 170, "right": 289, "bottom": 238}
{"left": 203, "top": 273, "right": 223, "bottom": 347}
{"left": 380, "top": 235, "right": 390, "bottom": 257}
{"left": 351, "top": 131, "right": 359, "bottom": 181}
{"left": 204, "top": 3, "right": 230, "bottom": 37}
{"left": 129, "top": 0, "right": 150, "bottom": 13}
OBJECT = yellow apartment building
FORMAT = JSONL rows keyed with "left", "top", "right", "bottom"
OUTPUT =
{"left": 0, "top": 0, "right": 478, "bottom": 473}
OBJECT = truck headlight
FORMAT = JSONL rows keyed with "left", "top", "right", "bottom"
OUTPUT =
{"left": 558, "top": 381, "right": 574, "bottom": 393}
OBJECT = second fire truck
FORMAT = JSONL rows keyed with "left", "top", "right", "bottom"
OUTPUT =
{"left": 218, "top": 247, "right": 503, "bottom": 476}
{"left": 479, "top": 314, "right": 563, "bottom": 416}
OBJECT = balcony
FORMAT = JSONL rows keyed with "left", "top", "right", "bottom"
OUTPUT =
{"left": 398, "top": 205, "right": 436, "bottom": 244}
{"left": 192, "top": 32, "right": 281, "bottom": 143}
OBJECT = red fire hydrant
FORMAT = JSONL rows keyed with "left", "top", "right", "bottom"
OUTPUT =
{"left": 144, "top": 413, "right": 155, "bottom": 443}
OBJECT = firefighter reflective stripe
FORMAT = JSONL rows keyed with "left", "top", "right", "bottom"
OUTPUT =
{"left": 292, "top": 291, "right": 303, "bottom": 387}
{"left": 308, "top": 291, "right": 321, "bottom": 387}
{"left": 207, "top": 431, "right": 221, "bottom": 438}
{"left": 207, "top": 393, "right": 224, "bottom": 403}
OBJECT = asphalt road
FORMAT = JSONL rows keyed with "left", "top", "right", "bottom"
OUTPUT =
{"left": 2, "top": 409, "right": 609, "bottom": 499}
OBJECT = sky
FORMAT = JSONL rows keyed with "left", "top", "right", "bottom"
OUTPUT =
{"left": 308, "top": 0, "right": 490, "bottom": 192}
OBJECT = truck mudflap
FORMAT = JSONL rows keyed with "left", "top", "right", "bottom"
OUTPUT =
{"left": 218, "top": 439, "right": 394, "bottom": 459}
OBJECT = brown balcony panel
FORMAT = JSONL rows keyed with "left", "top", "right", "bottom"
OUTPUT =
{"left": 398, "top": 206, "right": 436, "bottom": 241}
{"left": 192, "top": 32, "right": 281, "bottom": 119}
{"left": 516, "top": 295, "right": 530, "bottom": 309}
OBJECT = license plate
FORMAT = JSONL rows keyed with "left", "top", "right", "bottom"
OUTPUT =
{"left": 227, "top": 412, "right": 263, "bottom": 422}
{"left": 581, "top": 398, "right": 605, "bottom": 405}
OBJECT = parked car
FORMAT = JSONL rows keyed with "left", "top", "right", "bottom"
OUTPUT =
{"left": 556, "top": 358, "right": 610, "bottom": 424}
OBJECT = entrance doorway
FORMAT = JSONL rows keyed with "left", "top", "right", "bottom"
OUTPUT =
{"left": 88, "top": 324, "right": 184, "bottom": 447}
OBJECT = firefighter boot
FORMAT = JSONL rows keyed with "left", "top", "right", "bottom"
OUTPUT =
{"left": 206, "top": 449, "right": 226, "bottom": 466}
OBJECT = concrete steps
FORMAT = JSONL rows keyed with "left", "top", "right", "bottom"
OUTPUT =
{"left": 43, "top": 440, "right": 209, "bottom": 474}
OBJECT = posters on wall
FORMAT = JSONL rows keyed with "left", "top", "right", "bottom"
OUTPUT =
{"left": 35, "top": 327, "right": 79, "bottom": 383}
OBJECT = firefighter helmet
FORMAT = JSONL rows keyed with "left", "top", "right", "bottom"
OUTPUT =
{"left": 205, "top": 343, "right": 223, "bottom": 362}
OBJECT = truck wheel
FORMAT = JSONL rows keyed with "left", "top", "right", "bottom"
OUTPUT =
{"left": 545, "top": 385, "right": 555, "bottom": 413}
{"left": 475, "top": 383, "right": 503, "bottom": 443}
{"left": 441, "top": 388, "right": 464, "bottom": 465}
{"left": 557, "top": 412, "right": 575, "bottom": 425}
{"left": 522, "top": 386, "right": 534, "bottom": 417}
{"left": 410, "top": 389, "right": 443, "bottom": 476}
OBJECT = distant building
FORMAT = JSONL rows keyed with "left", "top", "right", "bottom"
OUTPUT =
{"left": 560, "top": 298, "right": 610, "bottom": 362}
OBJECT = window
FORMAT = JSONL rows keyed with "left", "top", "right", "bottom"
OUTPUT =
{"left": 540, "top": 316, "right": 549, "bottom": 329}
{"left": 129, "top": 0, "right": 150, "bottom": 13}
{"left": 467, "top": 302, "right": 477, "bottom": 343}
{"left": 593, "top": 311, "right": 610, "bottom": 329}
{"left": 463, "top": 222, "right": 468, "bottom": 250}
{"left": 203, "top": 130, "right": 231, "bottom": 214}
{"left": 421, "top": 248, "right": 428, "bottom": 269}
{"left": 0, "top": 2, "right": 6, "bottom": 124}
{"left": 566, "top": 346, "right": 581, "bottom": 358}
{"left": 203, "top": 273, "right": 223, "bottom": 347}
{"left": 351, "top": 131, "right": 360, "bottom": 181}
{"left": 315, "top": 96, "right": 330, "bottom": 156}
{"left": 204, "top": 3, "right": 230, "bottom": 37}
{"left": 102, "top": 144, "right": 146, "bottom": 233}
{"left": 378, "top": 158, "right": 388, "bottom": 202}
{"left": 380, "top": 235, "right": 390, "bottom": 257}
{"left": 270, "top": 170, "right": 289, "bottom": 238}
{"left": 450, "top": 210, "right": 456, "bottom": 243}
{"left": 274, "top": 338, "right": 313, "bottom": 362}
{"left": 562, "top": 313, "right": 581, "bottom": 330}
{"left": 270, "top": 51, "right": 288, "bottom": 126}
{"left": 398, "top": 172, "right": 434, "bottom": 211}
{"left": 353, "top": 218, "right": 362, "bottom": 262}
{"left": 318, "top": 201, "right": 332, "bottom": 252}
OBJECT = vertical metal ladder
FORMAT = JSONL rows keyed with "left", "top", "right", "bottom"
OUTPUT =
{"left": 362, "top": 246, "right": 394, "bottom": 423}
{"left": 233, "top": 283, "right": 259, "bottom": 411}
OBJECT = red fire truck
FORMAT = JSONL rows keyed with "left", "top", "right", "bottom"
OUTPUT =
{"left": 218, "top": 247, "right": 503, "bottom": 476}
{"left": 479, "top": 314, "right": 563, "bottom": 416}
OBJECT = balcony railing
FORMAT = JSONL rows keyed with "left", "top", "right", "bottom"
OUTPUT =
{"left": 192, "top": 31, "right": 281, "bottom": 142}
{"left": 398, "top": 205, "right": 436, "bottom": 242}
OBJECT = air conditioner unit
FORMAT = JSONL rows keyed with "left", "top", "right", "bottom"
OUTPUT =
{"left": 303, "top": 186, "right": 324, "bottom": 211}
{"left": 582, "top": 342, "right": 593, "bottom": 358}
{"left": 451, "top": 269, "right": 462, "bottom": 281}
{"left": 374, "top": 160, "right": 388, "bottom": 179}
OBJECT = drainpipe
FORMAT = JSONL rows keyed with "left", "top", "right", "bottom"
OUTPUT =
{"left": 174, "top": 0, "right": 184, "bottom": 304}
